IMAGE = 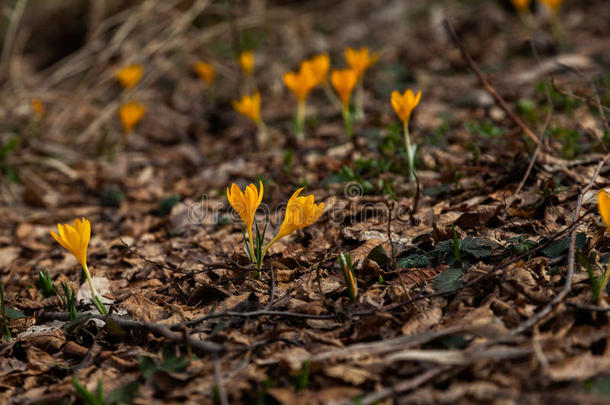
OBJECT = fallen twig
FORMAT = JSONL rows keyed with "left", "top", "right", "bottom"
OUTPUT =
{"left": 40, "top": 311, "right": 223, "bottom": 353}
{"left": 443, "top": 19, "right": 540, "bottom": 146}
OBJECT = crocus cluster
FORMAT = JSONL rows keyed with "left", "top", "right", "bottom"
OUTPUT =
{"left": 227, "top": 182, "right": 324, "bottom": 269}
{"left": 233, "top": 47, "right": 380, "bottom": 142}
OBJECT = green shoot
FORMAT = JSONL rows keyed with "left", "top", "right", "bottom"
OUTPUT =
{"left": 338, "top": 253, "right": 357, "bottom": 301}
{"left": 37, "top": 271, "right": 55, "bottom": 298}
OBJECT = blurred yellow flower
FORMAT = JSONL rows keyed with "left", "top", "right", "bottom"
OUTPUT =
{"left": 31, "top": 98, "right": 45, "bottom": 119}
{"left": 194, "top": 61, "right": 215, "bottom": 84}
{"left": 232, "top": 92, "right": 261, "bottom": 124}
{"left": 119, "top": 101, "right": 146, "bottom": 133}
{"left": 539, "top": 0, "right": 562, "bottom": 13}
{"left": 345, "top": 47, "right": 379, "bottom": 79}
{"left": 265, "top": 188, "right": 324, "bottom": 251}
{"left": 239, "top": 51, "right": 255, "bottom": 76}
{"left": 50, "top": 218, "right": 91, "bottom": 270}
{"left": 284, "top": 63, "right": 318, "bottom": 102}
{"left": 599, "top": 190, "right": 610, "bottom": 231}
{"left": 227, "top": 181, "right": 264, "bottom": 260}
{"left": 308, "top": 53, "right": 331, "bottom": 85}
{"left": 331, "top": 69, "right": 358, "bottom": 107}
{"left": 511, "top": 0, "right": 531, "bottom": 11}
{"left": 391, "top": 89, "right": 422, "bottom": 124}
{"left": 115, "top": 64, "right": 143, "bottom": 89}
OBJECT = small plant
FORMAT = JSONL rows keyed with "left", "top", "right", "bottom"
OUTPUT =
{"left": 0, "top": 280, "right": 25, "bottom": 341}
{"left": 331, "top": 68, "right": 358, "bottom": 139}
{"left": 0, "top": 135, "right": 20, "bottom": 183}
{"left": 391, "top": 88, "right": 422, "bottom": 181}
{"left": 73, "top": 377, "right": 104, "bottom": 405}
{"left": 37, "top": 271, "right": 55, "bottom": 298}
{"left": 508, "top": 236, "right": 538, "bottom": 256}
{"left": 50, "top": 218, "right": 108, "bottom": 315}
{"left": 294, "top": 361, "right": 311, "bottom": 391}
{"left": 57, "top": 281, "right": 79, "bottom": 321}
{"left": 345, "top": 47, "right": 379, "bottom": 120}
{"left": 338, "top": 253, "right": 357, "bottom": 301}
{"left": 72, "top": 376, "right": 139, "bottom": 405}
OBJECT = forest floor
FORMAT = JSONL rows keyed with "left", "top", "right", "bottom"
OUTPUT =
{"left": 1, "top": 0, "right": 610, "bottom": 403}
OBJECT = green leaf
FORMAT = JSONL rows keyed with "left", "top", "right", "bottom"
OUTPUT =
{"left": 459, "top": 236, "right": 498, "bottom": 258}
{"left": 434, "top": 267, "right": 465, "bottom": 293}
{"left": 139, "top": 355, "right": 189, "bottom": 380}
{"left": 397, "top": 254, "right": 430, "bottom": 268}
{"left": 541, "top": 233, "right": 587, "bottom": 258}
{"left": 158, "top": 194, "right": 181, "bottom": 216}
{"left": 106, "top": 381, "right": 139, "bottom": 405}
{"left": 585, "top": 375, "right": 610, "bottom": 397}
{"left": 4, "top": 307, "right": 25, "bottom": 319}
{"left": 295, "top": 361, "right": 310, "bottom": 391}
{"left": 367, "top": 245, "right": 391, "bottom": 267}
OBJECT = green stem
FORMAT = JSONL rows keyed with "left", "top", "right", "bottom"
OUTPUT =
{"left": 295, "top": 100, "right": 306, "bottom": 140}
{"left": 403, "top": 121, "right": 415, "bottom": 182}
{"left": 323, "top": 82, "right": 342, "bottom": 110}
{"left": 354, "top": 80, "right": 364, "bottom": 121}
{"left": 247, "top": 228, "right": 256, "bottom": 265}
{"left": 83, "top": 264, "right": 108, "bottom": 315}
{"left": 599, "top": 260, "right": 610, "bottom": 303}
{"left": 342, "top": 105, "right": 353, "bottom": 139}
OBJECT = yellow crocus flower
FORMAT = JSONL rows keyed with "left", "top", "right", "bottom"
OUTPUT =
{"left": 115, "top": 64, "right": 143, "bottom": 90}
{"left": 599, "top": 190, "right": 610, "bottom": 231}
{"left": 284, "top": 62, "right": 319, "bottom": 139}
{"left": 391, "top": 89, "right": 422, "bottom": 182}
{"left": 50, "top": 218, "right": 91, "bottom": 270}
{"left": 283, "top": 63, "right": 318, "bottom": 102}
{"left": 331, "top": 69, "right": 358, "bottom": 108}
{"left": 345, "top": 47, "right": 379, "bottom": 79}
{"left": 239, "top": 51, "right": 255, "bottom": 76}
{"left": 539, "top": 0, "right": 562, "bottom": 14}
{"left": 232, "top": 92, "right": 261, "bottom": 124}
{"left": 31, "top": 98, "right": 45, "bottom": 119}
{"left": 511, "top": 0, "right": 531, "bottom": 12}
{"left": 309, "top": 53, "right": 330, "bottom": 85}
{"left": 50, "top": 218, "right": 107, "bottom": 314}
{"left": 119, "top": 101, "right": 146, "bottom": 133}
{"left": 227, "top": 181, "right": 264, "bottom": 260}
{"left": 391, "top": 89, "right": 422, "bottom": 125}
{"left": 194, "top": 61, "right": 215, "bottom": 84}
{"left": 264, "top": 188, "right": 324, "bottom": 254}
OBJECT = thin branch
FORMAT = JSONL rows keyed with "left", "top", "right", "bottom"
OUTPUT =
{"left": 566, "top": 302, "right": 610, "bottom": 312}
{"left": 350, "top": 366, "right": 451, "bottom": 405}
{"left": 443, "top": 19, "right": 540, "bottom": 146}
{"left": 511, "top": 153, "right": 610, "bottom": 334}
{"left": 174, "top": 309, "right": 336, "bottom": 330}
{"left": 40, "top": 311, "right": 223, "bottom": 353}
{"left": 214, "top": 354, "right": 229, "bottom": 405}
